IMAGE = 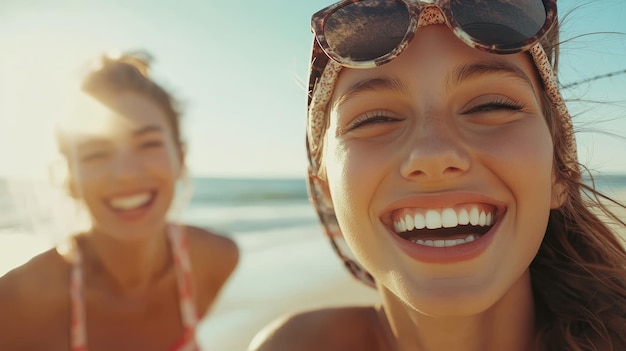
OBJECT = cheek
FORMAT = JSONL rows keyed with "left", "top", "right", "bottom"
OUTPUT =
{"left": 142, "top": 144, "right": 182, "bottom": 177}
{"left": 72, "top": 166, "right": 103, "bottom": 192}
{"left": 478, "top": 117, "right": 554, "bottom": 185}
{"left": 324, "top": 137, "right": 351, "bottom": 212}
{"left": 323, "top": 136, "right": 381, "bottom": 238}
{"left": 486, "top": 121, "right": 555, "bottom": 240}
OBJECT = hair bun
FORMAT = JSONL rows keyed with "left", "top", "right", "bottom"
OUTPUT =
{"left": 92, "top": 49, "right": 153, "bottom": 78}
{"left": 116, "top": 50, "right": 153, "bottom": 77}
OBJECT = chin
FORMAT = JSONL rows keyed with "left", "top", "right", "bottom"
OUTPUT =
{"left": 386, "top": 276, "right": 507, "bottom": 318}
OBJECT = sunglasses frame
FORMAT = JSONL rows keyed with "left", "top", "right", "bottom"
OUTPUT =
{"left": 311, "top": 0, "right": 557, "bottom": 69}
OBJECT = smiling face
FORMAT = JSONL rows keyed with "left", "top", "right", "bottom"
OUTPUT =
{"left": 321, "top": 25, "right": 561, "bottom": 316}
{"left": 64, "top": 92, "right": 183, "bottom": 241}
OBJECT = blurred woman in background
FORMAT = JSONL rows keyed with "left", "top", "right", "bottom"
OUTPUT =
{"left": 0, "top": 51, "right": 238, "bottom": 351}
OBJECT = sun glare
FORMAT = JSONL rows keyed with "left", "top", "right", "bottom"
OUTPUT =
{"left": 0, "top": 13, "right": 109, "bottom": 180}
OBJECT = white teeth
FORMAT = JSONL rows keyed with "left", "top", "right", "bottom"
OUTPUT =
{"left": 393, "top": 206, "right": 496, "bottom": 233}
{"left": 458, "top": 208, "right": 469, "bottom": 225}
{"left": 412, "top": 234, "right": 477, "bottom": 247}
{"left": 414, "top": 212, "right": 426, "bottom": 229}
{"left": 441, "top": 208, "right": 457, "bottom": 228}
{"left": 469, "top": 207, "right": 480, "bottom": 226}
{"left": 445, "top": 239, "right": 457, "bottom": 246}
{"left": 405, "top": 215, "right": 415, "bottom": 231}
{"left": 425, "top": 210, "right": 442, "bottom": 229}
{"left": 109, "top": 192, "right": 152, "bottom": 210}
{"left": 394, "top": 218, "right": 407, "bottom": 233}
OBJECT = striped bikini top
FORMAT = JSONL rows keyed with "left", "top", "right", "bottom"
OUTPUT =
{"left": 69, "top": 224, "right": 200, "bottom": 351}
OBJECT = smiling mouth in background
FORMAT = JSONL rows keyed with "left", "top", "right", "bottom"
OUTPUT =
{"left": 391, "top": 204, "right": 498, "bottom": 248}
{"left": 107, "top": 191, "right": 156, "bottom": 212}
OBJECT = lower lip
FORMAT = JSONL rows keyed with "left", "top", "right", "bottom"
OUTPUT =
{"left": 389, "top": 220, "right": 501, "bottom": 264}
{"left": 109, "top": 193, "right": 157, "bottom": 222}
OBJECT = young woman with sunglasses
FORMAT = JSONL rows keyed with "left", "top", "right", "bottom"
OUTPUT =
{"left": 0, "top": 52, "right": 239, "bottom": 351}
{"left": 251, "top": 1, "right": 626, "bottom": 350}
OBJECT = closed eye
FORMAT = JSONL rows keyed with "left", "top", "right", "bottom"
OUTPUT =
{"left": 347, "top": 110, "right": 403, "bottom": 131}
{"left": 80, "top": 151, "right": 109, "bottom": 162}
{"left": 463, "top": 98, "right": 524, "bottom": 114}
{"left": 140, "top": 140, "right": 163, "bottom": 149}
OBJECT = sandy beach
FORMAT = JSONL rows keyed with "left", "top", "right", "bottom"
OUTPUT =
{"left": 197, "top": 227, "right": 380, "bottom": 351}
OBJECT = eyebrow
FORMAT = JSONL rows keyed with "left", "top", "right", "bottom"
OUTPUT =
{"left": 133, "top": 125, "right": 163, "bottom": 136}
{"left": 333, "top": 60, "right": 534, "bottom": 109}
{"left": 448, "top": 60, "right": 535, "bottom": 92}
{"left": 333, "top": 76, "right": 408, "bottom": 109}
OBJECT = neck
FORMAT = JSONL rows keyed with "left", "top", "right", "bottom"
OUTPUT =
{"left": 80, "top": 224, "right": 171, "bottom": 297}
{"left": 379, "top": 271, "right": 538, "bottom": 351}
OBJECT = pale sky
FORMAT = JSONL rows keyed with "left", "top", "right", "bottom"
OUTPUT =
{"left": 1, "top": 0, "right": 625, "bottom": 179}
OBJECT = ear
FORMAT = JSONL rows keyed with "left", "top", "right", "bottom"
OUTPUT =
{"left": 550, "top": 175, "right": 566, "bottom": 209}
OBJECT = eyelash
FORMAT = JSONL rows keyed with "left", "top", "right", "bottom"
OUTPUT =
{"left": 348, "top": 111, "right": 402, "bottom": 130}
{"left": 464, "top": 98, "right": 524, "bottom": 114}
{"left": 343, "top": 96, "right": 523, "bottom": 132}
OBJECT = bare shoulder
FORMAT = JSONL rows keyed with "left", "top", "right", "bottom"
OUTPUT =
{"left": 184, "top": 224, "right": 239, "bottom": 271}
{"left": 248, "top": 306, "right": 386, "bottom": 351}
{"left": 0, "top": 247, "right": 69, "bottom": 303}
{"left": 0, "top": 248, "right": 70, "bottom": 348}
{"left": 183, "top": 225, "right": 239, "bottom": 313}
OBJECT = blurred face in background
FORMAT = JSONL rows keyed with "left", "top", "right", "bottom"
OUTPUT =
{"left": 62, "top": 92, "right": 183, "bottom": 241}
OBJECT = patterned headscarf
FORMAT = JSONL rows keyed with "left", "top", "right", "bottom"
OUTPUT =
{"left": 305, "top": 5, "right": 578, "bottom": 287}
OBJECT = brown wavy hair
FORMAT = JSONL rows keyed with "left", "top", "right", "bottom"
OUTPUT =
{"left": 531, "top": 18, "right": 626, "bottom": 351}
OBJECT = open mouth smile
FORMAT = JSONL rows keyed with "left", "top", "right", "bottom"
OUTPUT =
{"left": 107, "top": 191, "right": 156, "bottom": 211}
{"left": 390, "top": 204, "right": 500, "bottom": 249}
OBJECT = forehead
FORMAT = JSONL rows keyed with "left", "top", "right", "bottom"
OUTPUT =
{"left": 62, "top": 91, "right": 171, "bottom": 140}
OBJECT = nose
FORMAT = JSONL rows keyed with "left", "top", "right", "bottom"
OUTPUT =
{"left": 110, "top": 148, "right": 143, "bottom": 182}
{"left": 400, "top": 117, "right": 470, "bottom": 180}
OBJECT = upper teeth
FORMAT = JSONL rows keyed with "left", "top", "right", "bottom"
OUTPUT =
{"left": 393, "top": 206, "right": 495, "bottom": 233}
{"left": 109, "top": 193, "right": 152, "bottom": 210}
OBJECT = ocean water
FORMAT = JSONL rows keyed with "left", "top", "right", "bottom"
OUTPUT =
{"left": 183, "top": 177, "right": 317, "bottom": 235}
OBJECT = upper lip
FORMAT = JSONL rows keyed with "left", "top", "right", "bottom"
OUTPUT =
{"left": 106, "top": 189, "right": 155, "bottom": 200}
{"left": 379, "top": 191, "right": 507, "bottom": 228}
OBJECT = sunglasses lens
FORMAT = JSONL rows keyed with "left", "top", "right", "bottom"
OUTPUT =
{"left": 451, "top": 0, "right": 547, "bottom": 48}
{"left": 324, "top": 0, "right": 410, "bottom": 62}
